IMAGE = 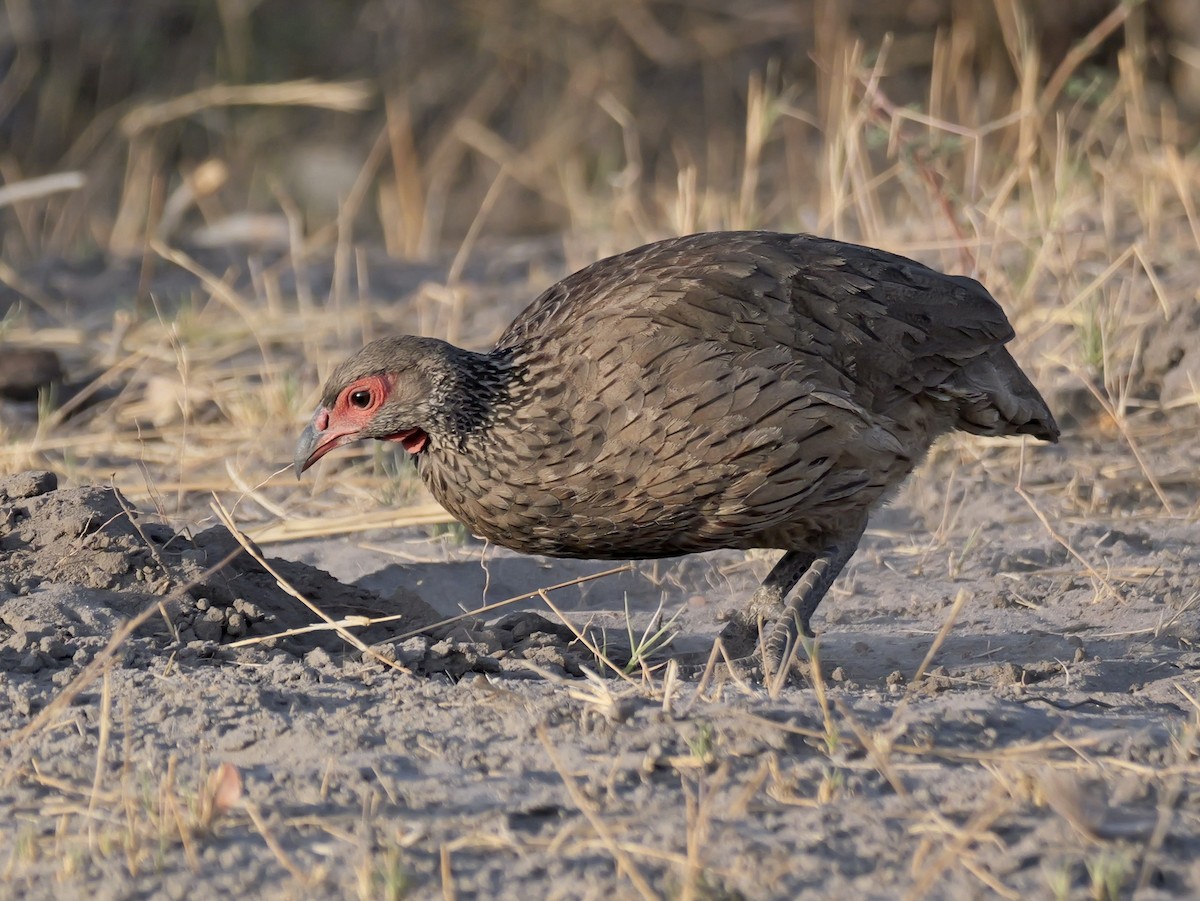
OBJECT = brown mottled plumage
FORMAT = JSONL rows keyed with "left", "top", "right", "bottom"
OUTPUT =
{"left": 296, "top": 231, "right": 1059, "bottom": 670}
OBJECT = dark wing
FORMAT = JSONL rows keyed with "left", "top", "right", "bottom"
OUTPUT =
{"left": 498, "top": 231, "right": 1016, "bottom": 414}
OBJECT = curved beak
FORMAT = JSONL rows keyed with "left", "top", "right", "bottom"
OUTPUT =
{"left": 294, "top": 407, "right": 358, "bottom": 478}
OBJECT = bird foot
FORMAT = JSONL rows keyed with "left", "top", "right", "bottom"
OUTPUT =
{"left": 671, "top": 614, "right": 813, "bottom": 684}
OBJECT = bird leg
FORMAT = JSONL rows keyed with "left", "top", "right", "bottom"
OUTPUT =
{"left": 722, "top": 520, "right": 868, "bottom": 677}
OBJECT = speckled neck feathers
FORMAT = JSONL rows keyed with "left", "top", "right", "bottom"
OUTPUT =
{"left": 431, "top": 348, "right": 520, "bottom": 447}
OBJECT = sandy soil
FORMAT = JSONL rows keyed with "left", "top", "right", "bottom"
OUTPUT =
{"left": 2, "top": 410, "right": 1199, "bottom": 899}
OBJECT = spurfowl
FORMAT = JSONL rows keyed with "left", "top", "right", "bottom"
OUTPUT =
{"left": 295, "top": 231, "right": 1058, "bottom": 672}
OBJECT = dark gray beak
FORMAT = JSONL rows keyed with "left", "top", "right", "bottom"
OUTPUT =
{"left": 293, "top": 418, "right": 320, "bottom": 479}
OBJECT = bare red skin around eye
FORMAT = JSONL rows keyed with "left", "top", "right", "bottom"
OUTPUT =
{"left": 298, "top": 373, "right": 427, "bottom": 470}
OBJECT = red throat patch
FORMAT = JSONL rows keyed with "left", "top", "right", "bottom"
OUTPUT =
{"left": 389, "top": 429, "right": 428, "bottom": 454}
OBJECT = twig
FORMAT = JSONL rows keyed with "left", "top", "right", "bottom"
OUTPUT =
{"left": 910, "top": 588, "right": 971, "bottom": 685}
{"left": 0, "top": 171, "right": 86, "bottom": 208}
{"left": 386, "top": 564, "right": 634, "bottom": 645}
{"left": 537, "top": 589, "right": 641, "bottom": 687}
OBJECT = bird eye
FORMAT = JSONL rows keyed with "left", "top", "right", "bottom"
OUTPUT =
{"left": 349, "top": 389, "right": 372, "bottom": 409}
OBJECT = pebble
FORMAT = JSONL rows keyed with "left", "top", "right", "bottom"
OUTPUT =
{"left": 14, "top": 652, "right": 43, "bottom": 674}
{"left": 225, "top": 611, "right": 247, "bottom": 637}
{"left": 38, "top": 636, "right": 74, "bottom": 659}
{"left": 193, "top": 608, "right": 225, "bottom": 641}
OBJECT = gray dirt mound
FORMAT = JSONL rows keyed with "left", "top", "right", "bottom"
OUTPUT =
{"left": 0, "top": 471, "right": 604, "bottom": 680}
{"left": 0, "top": 470, "right": 446, "bottom": 669}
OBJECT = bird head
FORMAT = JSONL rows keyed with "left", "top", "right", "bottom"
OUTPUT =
{"left": 293, "top": 337, "right": 450, "bottom": 477}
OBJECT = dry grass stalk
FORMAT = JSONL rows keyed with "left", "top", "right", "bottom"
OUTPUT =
{"left": 250, "top": 503, "right": 457, "bottom": 543}
{"left": 119, "top": 79, "right": 374, "bottom": 137}
{"left": 0, "top": 172, "right": 87, "bottom": 209}
{"left": 382, "top": 564, "right": 633, "bottom": 647}
{"left": 677, "top": 762, "right": 730, "bottom": 901}
{"left": 906, "top": 782, "right": 1016, "bottom": 900}
{"left": 537, "top": 588, "right": 641, "bottom": 687}
{"left": 910, "top": 588, "right": 973, "bottom": 685}
{"left": 440, "top": 844, "right": 457, "bottom": 901}
{"left": 225, "top": 611, "right": 409, "bottom": 649}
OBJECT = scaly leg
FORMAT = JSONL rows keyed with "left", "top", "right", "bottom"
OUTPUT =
{"left": 720, "top": 519, "right": 868, "bottom": 676}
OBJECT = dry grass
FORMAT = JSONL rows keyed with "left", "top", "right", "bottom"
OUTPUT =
{"left": 1, "top": 1, "right": 1194, "bottom": 530}
{"left": 3, "top": 1, "right": 1200, "bottom": 897}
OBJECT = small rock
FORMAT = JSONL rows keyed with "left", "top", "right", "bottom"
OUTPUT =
{"left": 15, "top": 576, "right": 42, "bottom": 594}
{"left": 0, "top": 470, "right": 58, "bottom": 500}
{"left": 233, "top": 598, "right": 266, "bottom": 621}
{"left": 521, "top": 645, "right": 571, "bottom": 673}
{"left": 366, "top": 643, "right": 397, "bottom": 663}
{"left": 14, "top": 652, "right": 43, "bottom": 674}
{"left": 192, "top": 609, "right": 224, "bottom": 642}
{"left": 38, "top": 637, "right": 74, "bottom": 659}
{"left": 305, "top": 647, "right": 335, "bottom": 669}
{"left": 225, "top": 612, "right": 247, "bottom": 637}
{"left": 443, "top": 625, "right": 504, "bottom": 653}
{"left": 181, "top": 549, "right": 207, "bottom": 569}
{"left": 394, "top": 637, "right": 429, "bottom": 667}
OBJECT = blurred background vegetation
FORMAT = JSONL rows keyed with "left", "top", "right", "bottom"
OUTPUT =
{"left": 2, "top": 0, "right": 1197, "bottom": 262}
{"left": 2, "top": 0, "right": 1199, "bottom": 504}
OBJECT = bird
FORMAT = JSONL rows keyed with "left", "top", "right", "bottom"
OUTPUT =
{"left": 295, "top": 231, "right": 1059, "bottom": 674}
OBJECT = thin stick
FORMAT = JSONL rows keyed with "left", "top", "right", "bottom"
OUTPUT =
{"left": 910, "top": 588, "right": 971, "bottom": 686}
{"left": 86, "top": 670, "right": 114, "bottom": 828}
{"left": 1014, "top": 449, "right": 1121, "bottom": 603}
{"left": 385, "top": 565, "right": 634, "bottom": 645}
{"left": 1067, "top": 364, "right": 1175, "bottom": 515}
{"left": 537, "top": 589, "right": 641, "bottom": 687}
{"left": 245, "top": 801, "right": 311, "bottom": 884}
{"left": 226, "top": 612, "right": 409, "bottom": 649}
{"left": 121, "top": 79, "right": 373, "bottom": 136}
{"left": 832, "top": 698, "right": 909, "bottom": 798}
{"left": 440, "top": 845, "right": 457, "bottom": 901}
{"left": 1039, "top": 2, "right": 1136, "bottom": 116}
{"left": 250, "top": 504, "right": 456, "bottom": 543}
{"left": 0, "top": 171, "right": 87, "bottom": 208}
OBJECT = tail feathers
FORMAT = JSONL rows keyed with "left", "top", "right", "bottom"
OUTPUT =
{"left": 942, "top": 348, "right": 1060, "bottom": 442}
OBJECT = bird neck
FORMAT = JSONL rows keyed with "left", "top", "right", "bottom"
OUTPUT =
{"left": 427, "top": 346, "right": 518, "bottom": 445}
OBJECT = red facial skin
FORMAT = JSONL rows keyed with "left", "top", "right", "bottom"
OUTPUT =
{"left": 295, "top": 374, "right": 427, "bottom": 475}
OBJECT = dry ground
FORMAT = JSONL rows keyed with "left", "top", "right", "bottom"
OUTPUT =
{"left": 0, "top": 410, "right": 1197, "bottom": 900}
{"left": 3, "top": 2, "right": 1200, "bottom": 898}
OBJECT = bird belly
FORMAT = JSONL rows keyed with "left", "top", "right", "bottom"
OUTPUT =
{"left": 418, "top": 416, "right": 925, "bottom": 560}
